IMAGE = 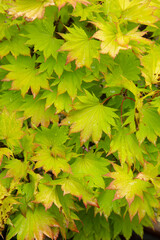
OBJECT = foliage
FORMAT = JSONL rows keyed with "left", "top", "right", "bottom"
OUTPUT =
{"left": 0, "top": 0, "right": 160, "bottom": 239}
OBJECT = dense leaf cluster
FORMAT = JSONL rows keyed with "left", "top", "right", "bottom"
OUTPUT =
{"left": 0, "top": 0, "right": 160, "bottom": 239}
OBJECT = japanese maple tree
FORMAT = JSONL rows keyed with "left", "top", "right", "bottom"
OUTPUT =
{"left": 0, "top": 0, "right": 160, "bottom": 239}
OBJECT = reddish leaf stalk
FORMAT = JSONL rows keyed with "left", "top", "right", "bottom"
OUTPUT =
{"left": 102, "top": 93, "right": 121, "bottom": 104}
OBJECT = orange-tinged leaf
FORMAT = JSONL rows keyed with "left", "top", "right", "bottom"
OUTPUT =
{"left": 8, "top": 0, "right": 55, "bottom": 21}
{"left": 0, "top": 35, "right": 30, "bottom": 59}
{"left": 6, "top": 205, "right": 59, "bottom": 240}
{"left": 0, "top": 148, "right": 13, "bottom": 165}
{"left": 56, "top": 176, "right": 99, "bottom": 207}
{"left": 129, "top": 193, "right": 159, "bottom": 221}
{"left": 71, "top": 151, "right": 109, "bottom": 188}
{"left": 2, "top": 55, "right": 50, "bottom": 97}
{"left": 59, "top": 25, "right": 100, "bottom": 68}
{"left": 32, "top": 148, "right": 72, "bottom": 177}
{"left": 4, "top": 158, "right": 28, "bottom": 180}
{"left": 106, "top": 164, "right": 151, "bottom": 205}
{"left": 55, "top": 0, "right": 90, "bottom": 9}
{"left": 34, "top": 184, "right": 62, "bottom": 210}
{"left": 141, "top": 45, "right": 160, "bottom": 87}
{"left": 20, "top": 96, "right": 59, "bottom": 127}
{"left": 61, "top": 91, "right": 118, "bottom": 145}
{"left": 93, "top": 22, "right": 152, "bottom": 58}
{"left": 121, "top": 0, "right": 158, "bottom": 25}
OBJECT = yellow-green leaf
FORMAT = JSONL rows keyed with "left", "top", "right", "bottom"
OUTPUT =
{"left": 59, "top": 25, "right": 100, "bottom": 68}
{"left": 61, "top": 91, "right": 118, "bottom": 145}
{"left": 8, "top": 0, "right": 55, "bottom": 21}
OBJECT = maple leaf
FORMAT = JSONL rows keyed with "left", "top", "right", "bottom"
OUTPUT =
{"left": 32, "top": 148, "right": 72, "bottom": 177}
{"left": 55, "top": 0, "right": 90, "bottom": 10}
{"left": 71, "top": 151, "right": 109, "bottom": 188}
{"left": 72, "top": 2, "right": 102, "bottom": 21}
{"left": 0, "top": 108, "right": 23, "bottom": 148}
{"left": 61, "top": 91, "right": 118, "bottom": 145}
{"left": 0, "top": 148, "right": 12, "bottom": 165}
{"left": 1, "top": 55, "right": 50, "bottom": 97}
{"left": 20, "top": 95, "right": 59, "bottom": 127}
{"left": 7, "top": 0, "right": 55, "bottom": 21}
{"left": 0, "top": 35, "right": 30, "bottom": 59}
{"left": 56, "top": 176, "right": 99, "bottom": 207}
{"left": 151, "top": 96, "right": 160, "bottom": 114}
{"left": 34, "top": 184, "right": 62, "bottom": 210}
{"left": 136, "top": 104, "right": 160, "bottom": 144}
{"left": 129, "top": 193, "right": 159, "bottom": 221}
{"left": 108, "top": 127, "right": 144, "bottom": 166}
{"left": 93, "top": 22, "right": 151, "bottom": 58}
{"left": 96, "top": 189, "right": 127, "bottom": 219}
{"left": 6, "top": 205, "right": 59, "bottom": 240}
{"left": 54, "top": 93, "right": 73, "bottom": 113}
{"left": 106, "top": 164, "right": 151, "bottom": 205}
{"left": 35, "top": 123, "right": 69, "bottom": 148}
{"left": 140, "top": 45, "right": 160, "bottom": 87}
{"left": 25, "top": 19, "right": 63, "bottom": 60}
{"left": 4, "top": 158, "right": 28, "bottom": 180}
{"left": 0, "top": 91, "right": 23, "bottom": 113}
{"left": 114, "top": 50, "right": 141, "bottom": 81}
{"left": 59, "top": 25, "right": 100, "bottom": 68}
{"left": 56, "top": 69, "right": 84, "bottom": 99}
{"left": 121, "top": 0, "right": 158, "bottom": 25}
{"left": 0, "top": 182, "right": 8, "bottom": 202}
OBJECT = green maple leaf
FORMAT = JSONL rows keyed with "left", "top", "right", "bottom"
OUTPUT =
{"left": 6, "top": 205, "right": 59, "bottom": 240}
{"left": 108, "top": 127, "right": 144, "bottom": 166}
{"left": 140, "top": 45, "right": 160, "bottom": 86}
{"left": 0, "top": 35, "right": 30, "bottom": 58}
{"left": 129, "top": 193, "right": 159, "bottom": 221}
{"left": 55, "top": 0, "right": 90, "bottom": 9}
{"left": 2, "top": 55, "right": 50, "bottom": 97}
{"left": 114, "top": 50, "right": 141, "bottom": 81}
{"left": 107, "top": 164, "right": 151, "bottom": 205}
{"left": 54, "top": 93, "right": 73, "bottom": 113}
{"left": 61, "top": 90, "right": 118, "bottom": 145}
{"left": 20, "top": 96, "right": 59, "bottom": 127}
{"left": 93, "top": 22, "right": 151, "bottom": 58}
{"left": 55, "top": 176, "right": 99, "bottom": 207}
{"left": 0, "top": 91, "right": 23, "bottom": 113}
{"left": 151, "top": 96, "right": 160, "bottom": 114}
{"left": 96, "top": 189, "right": 126, "bottom": 219}
{"left": 8, "top": 0, "right": 55, "bottom": 21}
{"left": 35, "top": 123, "right": 68, "bottom": 147}
{"left": 71, "top": 152, "right": 109, "bottom": 188}
{"left": 34, "top": 184, "right": 62, "bottom": 210}
{"left": 4, "top": 158, "right": 28, "bottom": 180}
{"left": 0, "top": 108, "right": 23, "bottom": 147}
{"left": 59, "top": 25, "right": 100, "bottom": 68}
{"left": 136, "top": 104, "right": 160, "bottom": 144}
{"left": 72, "top": 3, "right": 102, "bottom": 21}
{"left": 56, "top": 70, "right": 84, "bottom": 99}
{"left": 32, "top": 148, "right": 72, "bottom": 177}
{"left": 25, "top": 19, "right": 63, "bottom": 60}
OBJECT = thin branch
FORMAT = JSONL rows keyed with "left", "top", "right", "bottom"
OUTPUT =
{"left": 102, "top": 93, "right": 121, "bottom": 105}
{"left": 125, "top": 97, "right": 135, "bottom": 102}
{"left": 121, "top": 98, "right": 125, "bottom": 124}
